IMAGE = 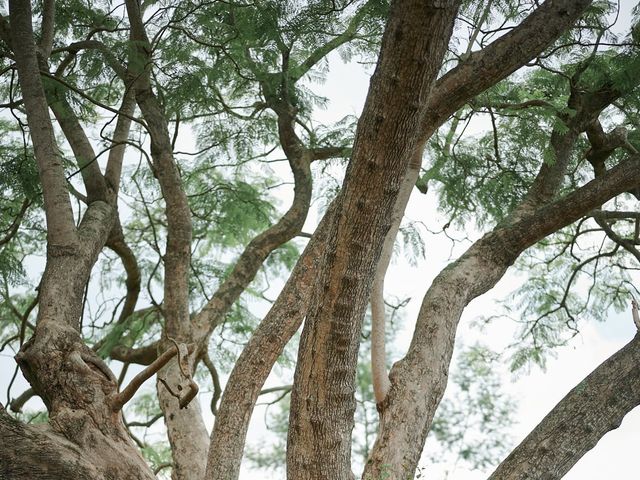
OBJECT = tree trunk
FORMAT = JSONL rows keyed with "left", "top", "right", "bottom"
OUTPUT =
{"left": 363, "top": 154, "right": 640, "bottom": 479}
{"left": 6, "top": 1, "right": 154, "bottom": 478}
{"left": 0, "top": 403, "right": 153, "bottom": 480}
{"left": 206, "top": 203, "right": 336, "bottom": 480}
{"left": 124, "top": 2, "right": 210, "bottom": 478}
{"left": 286, "top": 2, "right": 460, "bottom": 478}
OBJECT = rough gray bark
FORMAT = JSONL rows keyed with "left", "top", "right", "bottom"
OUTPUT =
{"left": 0, "top": 403, "right": 150, "bottom": 480}
{"left": 489, "top": 331, "right": 640, "bottom": 480}
{"left": 286, "top": 2, "right": 461, "bottom": 479}
{"left": 363, "top": 83, "right": 639, "bottom": 480}
{"left": 369, "top": 0, "right": 594, "bottom": 408}
{"left": 204, "top": 1, "right": 600, "bottom": 478}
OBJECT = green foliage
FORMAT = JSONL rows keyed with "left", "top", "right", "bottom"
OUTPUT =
{"left": 95, "top": 307, "right": 161, "bottom": 359}
{"left": 398, "top": 221, "right": 426, "bottom": 267}
{"left": 2, "top": 0, "right": 639, "bottom": 476}
{"left": 14, "top": 409, "right": 48, "bottom": 425}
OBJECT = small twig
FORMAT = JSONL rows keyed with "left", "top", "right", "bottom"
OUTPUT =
{"left": 110, "top": 341, "right": 196, "bottom": 411}
{"left": 9, "top": 387, "right": 35, "bottom": 412}
{"left": 126, "top": 412, "right": 163, "bottom": 428}
{"left": 259, "top": 385, "right": 293, "bottom": 396}
{"left": 154, "top": 462, "right": 173, "bottom": 475}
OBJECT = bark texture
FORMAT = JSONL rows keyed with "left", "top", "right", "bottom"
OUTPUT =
{"left": 369, "top": 0, "right": 595, "bottom": 409}
{"left": 286, "top": 2, "right": 460, "bottom": 479}
{"left": 489, "top": 332, "right": 640, "bottom": 480}
{"left": 364, "top": 143, "right": 640, "bottom": 480}
{"left": 0, "top": 404, "right": 151, "bottom": 480}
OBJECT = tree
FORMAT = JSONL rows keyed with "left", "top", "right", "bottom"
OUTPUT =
{"left": 1, "top": 0, "right": 639, "bottom": 479}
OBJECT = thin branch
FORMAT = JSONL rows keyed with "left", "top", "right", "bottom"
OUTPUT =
{"left": 0, "top": 199, "right": 30, "bottom": 247}
{"left": 38, "top": 0, "right": 55, "bottom": 58}
{"left": 9, "top": 388, "right": 34, "bottom": 413}
{"left": 126, "top": 412, "right": 163, "bottom": 428}
{"left": 202, "top": 352, "right": 222, "bottom": 415}
{"left": 110, "top": 342, "right": 195, "bottom": 411}
{"left": 259, "top": 384, "right": 292, "bottom": 396}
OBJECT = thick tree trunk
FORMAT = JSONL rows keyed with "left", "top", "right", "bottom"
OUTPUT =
{"left": 0, "top": 403, "right": 153, "bottom": 480}
{"left": 489, "top": 332, "right": 640, "bottom": 480}
{"left": 157, "top": 361, "right": 210, "bottom": 480}
{"left": 286, "top": 2, "right": 460, "bottom": 479}
{"left": 203, "top": 1, "right": 599, "bottom": 477}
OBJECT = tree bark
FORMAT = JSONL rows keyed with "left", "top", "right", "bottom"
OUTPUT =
{"left": 369, "top": 0, "right": 595, "bottom": 408}
{"left": 0, "top": 404, "right": 153, "bottom": 480}
{"left": 286, "top": 2, "right": 460, "bottom": 479}
{"left": 205, "top": 202, "right": 336, "bottom": 480}
{"left": 10, "top": 0, "right": 76, "bottom": 247}
{"left": 489, "top": 332, "right": 640, "bottom": 480}
{"left": 7, "top": 2, "right": 153, "bottom": 478}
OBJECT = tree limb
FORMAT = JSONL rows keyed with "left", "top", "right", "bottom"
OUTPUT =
{"left": 8, "top": 387, "right": 35, "bottom": 413}
{"left": 422, "top": 0, "right": 594, "bottom": 140}
{"left": 489, "top": 331, "right": 640, "bottom": 480}
{"left": 9, "top": 0, "right": 77, "bottom": 246}
{"left": 110, "top": 342, "right": 195, "bottom": 412}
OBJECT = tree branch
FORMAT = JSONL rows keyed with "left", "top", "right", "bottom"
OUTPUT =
{"left": 110, "top": 342, "right": 195, "bottom": 411}
{"left": 38, "top": 0, "right": 55, "bottom": 59}
{"left": 8, "top": 387, "right": 35, "bottom": 413}
{"left": 109, "top": 341, "right": 160, "bottom": 366}
{"left": 45, "top": 69, "right": 109, "bottom": 203}
{"left": 422, "top": 0, "right": 594, "bottom": 141}
{"left": 104, "top": 90, "right": 136, "bottom": 194}
{"left": 206, "top": 202, "right": 337, "bottom": 479}
{"left": 489, "top": 331, "right": 640, "bottom": 479}
{"left": 289, "top": 0, "right": 375, "bottom": 83}
{"left": 9, "top": 0, "right": 77, "bottom": 246}
{"left": 0, "top": 198, "right": 30, "bottom": 247}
